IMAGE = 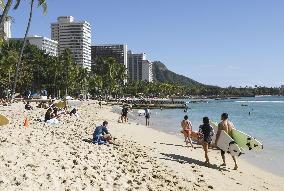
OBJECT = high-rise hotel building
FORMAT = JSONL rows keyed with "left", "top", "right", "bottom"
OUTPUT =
{"left": 0, "top": 15, "right": 12, "bottom": 39}
{"left": 91, "top": 44, "right": 128, "bottom": 70}
{"left": 51, "top": 16, "right": 91, "bottom": 70}
{"left": 10, "top": 35, "right": 58, "bottom": 56}
{"left": 128, "top": 51, "right": 153, "bottom": 82}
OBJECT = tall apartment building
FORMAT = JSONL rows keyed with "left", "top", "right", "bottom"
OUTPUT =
{"left": 0, "top": 15, "right": 12, "bottom": 39}
{"left": 91, "top": 44, "right": 127, "bottom": 69}
{"left": 127, "top": 51, "right": 153, "bottom": 82}
{"left": 10, "top": 35, "right": 58, "bottom": 56}
{"left": 281, "top": 85, "right": 284, "bottom": 89}
{"left": 142, "top": 60, "right": 153, "bottom": 82}
{"left": 51, "top": 16, "right": 91, "bottom": 70}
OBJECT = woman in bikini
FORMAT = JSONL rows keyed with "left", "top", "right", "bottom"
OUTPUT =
{"left": 199, "top": 117, "right": 214, "bottom": 166}
{"left": 181, "top": 115, "right": 195, "bottom": 148}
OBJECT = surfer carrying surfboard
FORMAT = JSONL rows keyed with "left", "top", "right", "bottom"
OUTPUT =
{"left": 215, "top": 113, "right": 238, "bottom": 170}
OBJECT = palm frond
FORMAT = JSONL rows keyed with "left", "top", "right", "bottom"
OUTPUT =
{"left": 38, "top": 0, "right": 47, "bottom": 15}
{"left": 0, "top": 0, "right": 5, "bottom": 10}
{"left": 13, "top": 0, "right": 21, "bottom": 10}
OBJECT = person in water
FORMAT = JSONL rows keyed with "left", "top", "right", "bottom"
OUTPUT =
{"left": 144, "top": 107, "right": 151, "bottom": 126}
{"left": 215, "top": 113, "right": 238, "bottom": 170}
{"left": 181, "top": 115, "right": 195, "bottom": 148}
{"left": 199, "top": 117, "right": 214, "bottom": 166}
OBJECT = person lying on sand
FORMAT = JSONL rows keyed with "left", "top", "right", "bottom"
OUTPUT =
{"left": 181, "top": 115, "right": 195, "bottom": 148}
{"left": 199, "top": 117, "right": 214, "bottom": 166}
{"left": 92, "top": 121, "right": 113, "bottom": 145}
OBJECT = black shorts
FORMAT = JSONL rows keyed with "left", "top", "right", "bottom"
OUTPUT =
{"left": 122, "top": 113, "right": 127, "bottom": 117}
{"left": 145, "top": 114, "right": 150, "bottom": 119}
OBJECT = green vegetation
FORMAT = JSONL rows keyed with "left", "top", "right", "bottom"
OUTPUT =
{"left": 0, "top": 40, "right": 282, "bottom": 98}
{"left": 89, "top": 57, "right": 127, "bottom": 96}
{"left": 0, "top": 40, "right": 89, "bottom": 97}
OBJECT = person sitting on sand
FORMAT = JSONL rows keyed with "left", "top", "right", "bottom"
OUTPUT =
{"left": 25, "top": 102, "right": 33, "bottom": 110}
{"left": 52, "top": 107, "right": 61, "bottom": 118}
{"left": 70, "top": 107, "right": 78, "bottom": 117}
{"left": 215, "top": 113, "right": 238, "bottom": 170}
{"left": 181, "top": 115, "right": 195, "bottom": 148}
{"left": 92, "top": 121, "right": 113, "bottom": 145}
{"left": 199, "top": 117, "right": 214, "bottom": 166}
{"left": 44, "top": 108, "right": 62, "bottom": 124}
{"left": 44, "top": 108, "right": 53, "bottom": 122}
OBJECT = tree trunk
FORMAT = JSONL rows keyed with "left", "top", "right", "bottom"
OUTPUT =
{"left": 11, "top": 0, "right": 35, "bottom": 99}
{"left": 0, "top": 0, "right": 13, "bottom": 40}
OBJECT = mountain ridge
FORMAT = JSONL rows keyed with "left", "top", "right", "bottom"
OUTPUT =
{"left": 152, "top": 61, "right": 207, "bottom": 87}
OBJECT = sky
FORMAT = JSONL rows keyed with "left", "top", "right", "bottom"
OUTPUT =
{"left": 6, "top": 0, "right": 284, "bottom": 87}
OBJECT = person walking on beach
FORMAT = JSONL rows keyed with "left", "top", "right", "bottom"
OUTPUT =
{"left": 121, "top": 105, "right": 128, "bottom": 123}
{"left": 215, "top": 113, "right": 238, "bottom": 170}
{"left": 181, "top": 115, "right": 195, "bottom": 148}
{"left": 199, "top": 117, "right": 214, "bottom": 166}
{"left": 145, "top": 107, "right": 150, "bottom": 126}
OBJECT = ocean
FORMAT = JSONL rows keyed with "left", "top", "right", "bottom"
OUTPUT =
{"left": 129, "top": 96, "right": 284, "bottom": 176}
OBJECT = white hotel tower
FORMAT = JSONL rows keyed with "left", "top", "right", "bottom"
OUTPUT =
{"left": 51, "top": 16, "right": 91, "bottom": 70}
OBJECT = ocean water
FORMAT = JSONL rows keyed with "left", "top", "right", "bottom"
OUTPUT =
{"left": 129, "top": 96, "right": 284, "bottom": 176}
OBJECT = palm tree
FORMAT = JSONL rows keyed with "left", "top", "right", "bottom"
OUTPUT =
{"left": 11, "top": 0, "right": 47, "bottom": 99}
{"left": 0, "top": 0, "right": 13, "bottom": 42}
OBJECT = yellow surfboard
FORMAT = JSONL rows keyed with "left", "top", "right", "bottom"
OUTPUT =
{"left": 54, "top": 101, "right": 67, "bottom": 109}
{"left": 0, "top": 114, "right": 9, "bottom": 126}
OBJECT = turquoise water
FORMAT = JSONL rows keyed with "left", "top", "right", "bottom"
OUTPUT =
{"left": 130, "top": 96, "right": 284, "bottom": 176}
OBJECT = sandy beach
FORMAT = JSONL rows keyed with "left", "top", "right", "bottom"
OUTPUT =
{"left": 0, "top": 100, "right": 283, "bottom": 191}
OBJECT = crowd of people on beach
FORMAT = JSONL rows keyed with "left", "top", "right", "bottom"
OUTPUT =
{"left": 0, "top": 98, "right": 11, "bottom": 106}
{"left": 3, "top": 96, "right": 240, "bottom": 170}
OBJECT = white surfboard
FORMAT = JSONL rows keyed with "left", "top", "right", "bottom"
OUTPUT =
{"left": 219, "top": 130, "right": 243, "bottom": 156}
{"left": 210, "top": 121, "right": 243, "bottom": 157}
{"left": 67, "top": 100, "right": 82, "bottom": 107}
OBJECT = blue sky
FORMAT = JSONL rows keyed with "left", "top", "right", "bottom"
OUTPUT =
{"left": 7, "top": 0, "right": 284, "bottom": 87}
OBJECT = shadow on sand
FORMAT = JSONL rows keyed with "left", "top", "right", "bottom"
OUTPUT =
{"left": 83, "top": 138, "right": 93, "bottom": 143}
{"left": 153, "top": 141, "right": 201, "bottom": 148}
{"left": 154, "top": 141, "right": 219, "bottom": 150}
{"left": 160, "top": 152, "right": 229, "bottom": 171}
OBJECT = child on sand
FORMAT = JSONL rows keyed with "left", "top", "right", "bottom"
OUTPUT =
{"left": 199, "top": 117, "right": 214, "bottom": 166}
{"left": 181, "top": 115, "right": 195, "bottom": 148}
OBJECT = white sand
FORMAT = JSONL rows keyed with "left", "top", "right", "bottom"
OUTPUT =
{"left": 0, "top": 101, "right": 283, "bottom": 191}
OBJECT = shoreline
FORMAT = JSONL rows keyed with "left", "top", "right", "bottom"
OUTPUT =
{"left": 109, "top": 104, "right": 284, "bottom": 190}
{"left": 0, "top": 101, "right": 283, "bottom": 190}
{"left": 117, "top": 106, "right": 284, "bottom": 177}
{"left": 128, "top": 108, "right": 284, "bottom": 177}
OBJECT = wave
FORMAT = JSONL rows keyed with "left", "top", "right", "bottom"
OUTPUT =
{"left": 236, "top": 101, "right": 284, "bottom": 103}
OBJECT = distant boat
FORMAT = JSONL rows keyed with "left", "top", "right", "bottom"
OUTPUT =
{"left": 241, "top": 104, "right": 248, "bottom": 106}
